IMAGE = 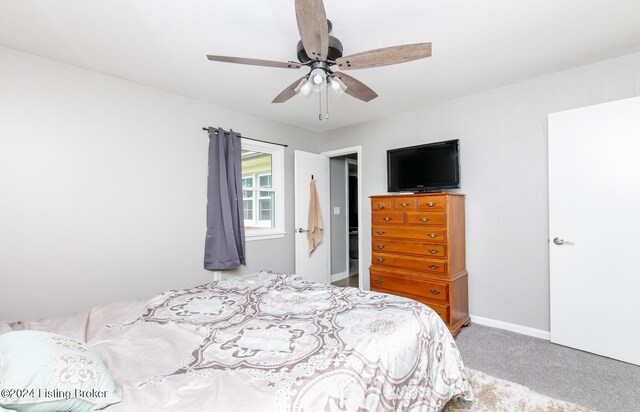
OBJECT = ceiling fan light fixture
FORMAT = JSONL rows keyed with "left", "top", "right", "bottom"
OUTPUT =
{"left": 308, "top": 68, "right": 327, "bottom": 92}
{"left": 295, "top": 77, "right": 313, "bottom": 99}
{"left": 328, "top": 75, "right": 347, "bottom": 96}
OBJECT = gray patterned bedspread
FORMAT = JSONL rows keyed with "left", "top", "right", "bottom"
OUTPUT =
{"left": 9, "top": 272, "right": 473, "bottom": 411}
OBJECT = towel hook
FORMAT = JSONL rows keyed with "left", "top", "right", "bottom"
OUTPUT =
{"left": 311, "top": 174, "right": 314, "bottom": 180}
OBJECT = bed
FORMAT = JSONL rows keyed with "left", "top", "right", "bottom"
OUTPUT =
{"left": 0, "top": 272, "right": 473, "bottom": 411}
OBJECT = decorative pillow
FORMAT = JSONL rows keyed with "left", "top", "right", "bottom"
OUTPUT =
{"left": 0, "top": 330, "right": 121, "bottom": 412}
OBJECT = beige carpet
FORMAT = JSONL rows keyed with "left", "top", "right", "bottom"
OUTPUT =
{"left": 444, "top": 369, "right": 591, "bottom": 412}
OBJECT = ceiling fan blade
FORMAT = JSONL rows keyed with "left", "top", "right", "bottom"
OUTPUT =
{"left": 335, "top": 42, "right": 432, "bottom": 70}
{"left": 206, "top": 55, "right": 301, "bottom": 69}
{"left": 334, "top": 72, "right": 378, "bottom": 102}
{"left": 295, "top": 0, "right": 329, "bottom": 61}
{"left": 272, "top": 77, "right": 307, "bottom": 103}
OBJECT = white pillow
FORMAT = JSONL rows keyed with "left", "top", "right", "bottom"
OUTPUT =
{"left": 0, "top": 330, "right": 121, "bottom": 412}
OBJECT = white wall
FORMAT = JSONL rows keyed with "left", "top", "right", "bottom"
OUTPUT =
{"left": 320, "top": 51, "right": 640, "bottom": 332}
{"left": 0, "top": 47, "right": 319, "bottom": 321}
{"left": 329, "top": 157, "right": 347, "bottom": 275}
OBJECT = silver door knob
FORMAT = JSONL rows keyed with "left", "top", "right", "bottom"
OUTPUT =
{"left": 297, "top": 228, "right": 308, "bottom": 233}
{"left": 553, "top": 237, "right": 564, "bottom": 245}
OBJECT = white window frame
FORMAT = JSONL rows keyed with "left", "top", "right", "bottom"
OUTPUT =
{"left": 242, "top": 172, "right": 273, "bottom": 228}
{"left": 241, "top": 140, "right": 285, "bottom": 241}
{"left": 241, "top": 177, "right": 255, "bottom": 222}
{"left": 256, "top": 173, "right": 273, "bottom": 226}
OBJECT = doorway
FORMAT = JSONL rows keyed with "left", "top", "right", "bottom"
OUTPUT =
{"left": 321, "top": 147, "right": 362, "bottom": 289}
{"left": 293, "top": 147, "right": 362, "bottom": 287}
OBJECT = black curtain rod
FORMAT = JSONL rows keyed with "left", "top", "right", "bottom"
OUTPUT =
{"left": 202, "top": 127, "right": 288, "bottom": 148}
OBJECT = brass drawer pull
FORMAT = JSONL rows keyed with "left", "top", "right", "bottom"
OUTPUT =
{"left": 376, "top": 257, "right": 385, "bottom": 262}
{"left": 400, "top": 203, "right": 409, "bottom": 207}
{"left": 377, "top": 203, "right": 385, "bottom": 209}
{"left": 426, "top": 201, "right": 436, "bottom": 207}
{"left": 374, "top": 279, "right": 384, "bottom": 284}
{"left": 427, "top": 233, "right": 438, "bottom": 238}
{"left": 376, "top": 244, "right": 385, "bottom": 249}
{"left": 428, "top": 264, "right": 439, "bottom": 270}
{"left": 377, "top": 231, "right": 385, "bottom": 235}
{"left": 429, "top": 289, "right": 441, "bottom": 295}
{"left": 383, "top": 216, "right": 392, "bottom": 221}
{"left": 428, "top": 249, "right": 438, "bottom": 254}
{"left": 420, "top": 217, "right": 430, "bottom": 222}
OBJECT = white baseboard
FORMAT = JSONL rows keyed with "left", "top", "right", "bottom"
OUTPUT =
{"left": 470, "top": 314, "right": 550, "bottom": 340}
{"left": 331, "top": 271, "right": 349, "bottom": 282}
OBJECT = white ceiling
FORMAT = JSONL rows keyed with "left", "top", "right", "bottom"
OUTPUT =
{"left": 1, "top": 0, "right": 640, "bottom": 132}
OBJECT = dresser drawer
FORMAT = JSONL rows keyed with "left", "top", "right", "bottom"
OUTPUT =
{"left": 393, "top": 197, "right": 416, "bottom": 210}
{"left": 406, "top": 212, "right": 446, "bottom": 226}
{"left": 372, "top": 252, "right": 447, "bottom": 274}
{"left": 372, "top": 226, "right": 447, "bottom": 243}
{"left": 370, "top": 283, "right": 451, "bottom": 324}
{"left": 422, "top": 301, "right": 450, "bottom": 324}
{"left": 369, "top": 271, "right": 449, "bottom": 302}
{"left": 372, "top": 211, "right": 405, "bottom": 225}
{"left": 372, "top": 240, "right": 446, "bottom": 258}
{"left": 371, "top": 198, "right": 393, "bottom": 210}
{"left": 416, "top": 196, "right": 446, "bottom": 211}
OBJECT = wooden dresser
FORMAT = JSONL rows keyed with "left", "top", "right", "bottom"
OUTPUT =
{"left": 369, "top": 193, "right": 470, "bottom": 336}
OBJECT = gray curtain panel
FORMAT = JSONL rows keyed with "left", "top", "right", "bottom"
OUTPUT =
{"left": 204, "top": 127, "right": 246, "bottom": 269}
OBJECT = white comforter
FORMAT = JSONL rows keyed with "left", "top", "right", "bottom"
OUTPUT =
{"left": 3, "top": 272, "right": 473, "bottom": 411}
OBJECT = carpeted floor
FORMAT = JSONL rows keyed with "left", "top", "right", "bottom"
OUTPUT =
{"left": 455, "top": 324, "right": 640, "bottom": 412}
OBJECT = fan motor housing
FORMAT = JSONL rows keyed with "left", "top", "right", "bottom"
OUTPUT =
{"left": 297, "top": 36, "right": 343, "bottom": 63}
{"left": 297, "top": 20, "right": 343, "bottom": 63}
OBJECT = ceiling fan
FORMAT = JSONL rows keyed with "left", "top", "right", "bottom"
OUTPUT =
{"left": 206, "top": 0, "right": 431, "bottom": 111}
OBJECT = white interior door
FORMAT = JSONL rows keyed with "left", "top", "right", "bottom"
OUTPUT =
{"left": 549, "top": 96, "right": 640, "bottom": 366}
{"left": 294, "top": 150, "right": 330, "bottom": 284}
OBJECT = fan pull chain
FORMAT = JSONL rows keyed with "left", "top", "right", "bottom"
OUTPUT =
{"left": 318, "top": 88, "right": 322, "bottom": 121}
{"left": 325, "top": 80, "right": 330, "bottom": 119}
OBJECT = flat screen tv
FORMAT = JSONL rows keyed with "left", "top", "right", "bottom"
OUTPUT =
{"left": 387, "top": 139, "right": 460, "bottom": 192}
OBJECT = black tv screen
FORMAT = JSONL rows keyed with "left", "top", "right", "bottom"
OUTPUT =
{"left": 387, "top": 139, "right": 460, "bottom": 192}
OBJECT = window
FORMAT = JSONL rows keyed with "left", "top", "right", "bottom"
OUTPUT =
{"left": 241, "top": 140, "right": 285, "bottom": 240}
{"left": 242, "top": 177, "right": 254, "bottom": 220}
